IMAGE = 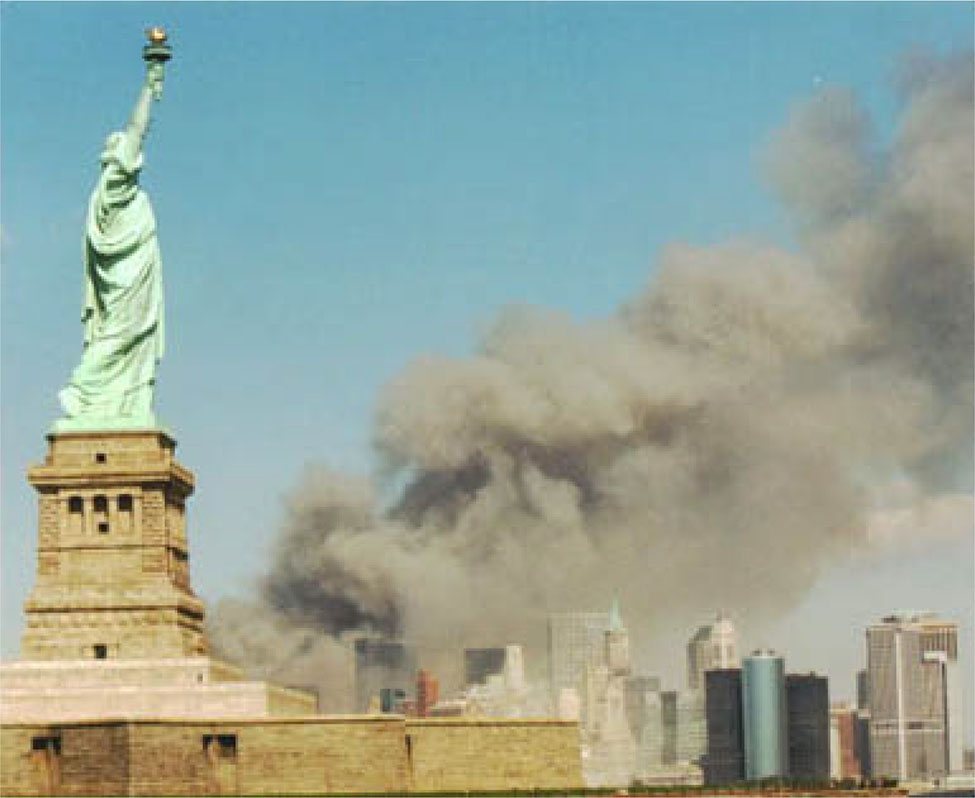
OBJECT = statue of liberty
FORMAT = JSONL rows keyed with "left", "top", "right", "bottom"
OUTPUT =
{"left": 56, "top": 29, "right": 172, "bottom": 431}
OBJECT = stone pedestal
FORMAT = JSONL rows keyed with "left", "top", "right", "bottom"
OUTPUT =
{"left": 22, "top": 431, "right": 205, "bottom": 660}
{"left": 2, "top": 430, "right": 317, "bottom": 722}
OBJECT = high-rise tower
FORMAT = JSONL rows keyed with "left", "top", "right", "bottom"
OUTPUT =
{"left": 548, "top": 610, "right": 610, "bottom": 708}
{"left": 741, "top": 650, "right": 788, "bottom": 781}
{"left": 785, "top": 673, "right": 829, "bottom": 780}
{"left": 687, "top": 613, "right": 739, "bottom": 690}
{"left": 866, "top": 613, "right": 960, "bottom": 781}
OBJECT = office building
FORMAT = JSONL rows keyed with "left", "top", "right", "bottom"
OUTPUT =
{"left": 703, "top": 668, "right": 745, "bottom": 785}
{"left": 855, "top": 711, "right": 872, "bottom": 779}
{"left": 660, "top": 690, "right": 679, "bottom": 766}
{"left": 504, "top": 644, "right": 526, "bottom": 693}
{"left": 742, "top": 650, "right": 788, "bottom": 781}
{"left": 635, "top": 688, "right": 666, "bottom": 773}
{"left": 830, "top": 703, "right": 862, "bottom": 781}
{"left": 635, "top": 685, "right": 704, "bottom": 787}
{"left": 631, "top": 682, "right": 664, "bottom": 772}
{"left": 857, "top": 669, "right": 870, "bottom": 711}
{"left": 866, "top": 614, "right": 960, "bottom": 781}
{"left": 687, "top": 613, "right": 740, "bottom": 690}
{"left": 582, "top": 599, "right": 636, "bottom": 787}
{"left": 677, "top": 688, "right": 707, "bottom": 765}
{"left": 353, "top": 638, "right": 416, "bottom": 713}
{"left": 548, "top": 609, "right": 611, "bottom": 711}
{"left": 416, "top": 669, "right": 439, "bottom": 717}
{"left": 464, "top": 647, "right": 506, "bottom": 686}
{"left": 786, "top": 673, "right": 829, "bottom": 781}
{"left": 625, "top": 675, "right": 661, "bottom": 741}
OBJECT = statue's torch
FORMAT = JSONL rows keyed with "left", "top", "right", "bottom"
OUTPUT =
{"left": 142, "top": 27, "right": 171, "bottom": 101}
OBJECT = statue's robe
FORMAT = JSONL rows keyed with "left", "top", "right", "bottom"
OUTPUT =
{"left": 59, "top": 133, "right": 164, "bottom": 426}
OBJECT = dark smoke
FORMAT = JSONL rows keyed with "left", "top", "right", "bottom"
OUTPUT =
{"left": 208, "top": 52, "right": 973, "bottom": 706}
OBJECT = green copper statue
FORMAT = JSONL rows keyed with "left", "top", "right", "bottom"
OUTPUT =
{"left": 56, "top": 29, "right": 172, "bottom": 432}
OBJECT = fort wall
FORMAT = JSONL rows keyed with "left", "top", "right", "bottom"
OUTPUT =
{"left": 1, "top": 715, "right": 583, "bottom": 796}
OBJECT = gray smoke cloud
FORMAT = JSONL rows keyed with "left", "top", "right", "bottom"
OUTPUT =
{"left": 208, "top": 52, "right": 973, "bottom": 707}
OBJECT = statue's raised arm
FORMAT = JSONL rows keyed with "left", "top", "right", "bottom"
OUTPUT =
{"left": 119, "top": 73, "right": 154, "bottom": 168}
{"left": 55, "top": 29, "right": 173, "bottom": 433}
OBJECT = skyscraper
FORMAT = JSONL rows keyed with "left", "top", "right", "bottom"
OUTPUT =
{"left": 854, "top": 669, "right": 872, "bottom": 779}
{"left": 866, "top": 613, "right": 960, "bottom": 781}
{"left": 687, "top": 613, "right": 739, "bottom": 690}
{"left": 785, "top": 673, "right": 829, "bottom": 781}
{"left": 548, "top": 610, "right": 610, "bottom": 710}
{"left": 742, "top": 650, "right": 788, "bottom": 781}
{"left": 855, "top": 712, "right": 873, "bottom": 780}
{"left": 582, "top": 599, "right": 636, "bottom": 787}
{"left": 703, "top": 668, "right": 745, "bottom": 785}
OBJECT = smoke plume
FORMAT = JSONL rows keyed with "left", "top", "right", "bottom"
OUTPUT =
{"left": 208, "top": 52, "right": 973, "bottom": 707}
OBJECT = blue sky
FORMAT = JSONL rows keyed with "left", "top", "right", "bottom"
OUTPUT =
{"left": 2, "top": 1, "right": 972, "bottom": 733}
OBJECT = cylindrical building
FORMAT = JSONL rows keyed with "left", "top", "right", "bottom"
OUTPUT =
{"left": 742, "top": 650, "right": 788, "bottom": 781}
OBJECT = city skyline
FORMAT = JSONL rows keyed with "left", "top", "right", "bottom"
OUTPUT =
{"left": 2, "top": 0, "right": 972, "bottom": 748}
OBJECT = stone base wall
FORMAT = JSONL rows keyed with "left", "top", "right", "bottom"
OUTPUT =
{"left": 1, "top": 657, "right": 243, "bottom": 689}
{"left": 0, "top": 658, "right": 317, "bottom": 723}
{"left": 0, "top": 682, "right": 317, "bottom": 724}
{"left": 1, "top": 722, "right": 129, "bottom": 797}
{"left": 0, "top": 716, "right": 583, "bottom": 796}
{"left": 407, "top": 717, "right": 583, "bottom": 792}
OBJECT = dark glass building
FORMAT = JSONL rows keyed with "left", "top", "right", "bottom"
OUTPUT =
{"left": 856, "top": 669, "right": 869, "bottom": 711}
{"left": 785, "top": 673, "right": 830, "bottom": 781}
{"left": 855, "top": 712, "right": 872, "bottom": 779}
{"left": 703, "top": 668, "right": 745, "bottom": 784}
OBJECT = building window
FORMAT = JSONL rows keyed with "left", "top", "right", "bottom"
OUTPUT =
{"left": 118, "top": 494, "right": 133, "bottom": 512}
{"left": 203, "top": 734, "right": 238, "bottom": 760}
{"left": 98, "top": 522, "right": 109, "bottom": 534}
{"left": 68, "top": 497, "right": 84, "bottom": 513}
{"left": 93, "top": 495, "right": 108, "bottom": 513}
{"left": 94, "top": 452, "right": 107, "bottom": 464}
{"left": 94, "top": 644, "right": 107, "bottom": 660}
{"left": 31, "top": 736, "right": 61, "bottom": 754}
